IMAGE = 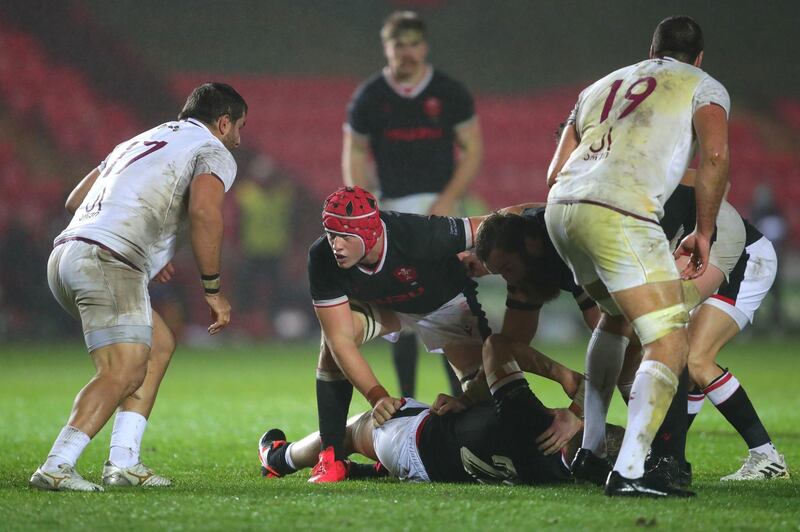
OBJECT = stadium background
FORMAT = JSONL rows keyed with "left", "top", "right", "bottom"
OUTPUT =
{"left": 1, "top": 1, "right": 799, "bottom": 345}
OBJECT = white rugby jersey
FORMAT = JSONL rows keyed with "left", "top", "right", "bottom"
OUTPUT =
{"left": 548, "top": 57, "right": 730, "bottom": 221}
{"left": 56, "top": 118, "right": 237, "bottom": 277}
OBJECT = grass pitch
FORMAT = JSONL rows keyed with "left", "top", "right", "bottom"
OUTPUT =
{"left": 1, "top": 339, "right": 799, "bottom": 530}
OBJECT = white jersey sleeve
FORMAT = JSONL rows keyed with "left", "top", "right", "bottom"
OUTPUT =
{"left": 193, "top": 142, "right": 237, "bottom": 191}
{"left": 692, "top": 75, "right": 731, "bottom": 118}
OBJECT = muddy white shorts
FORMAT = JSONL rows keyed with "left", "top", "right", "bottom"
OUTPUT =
{"left": 372, "top": 399, "right": 431, "bottom": 482}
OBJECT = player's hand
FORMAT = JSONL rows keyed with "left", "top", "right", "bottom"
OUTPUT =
{"left": 535, "top": 408, "right": 582, "bottom": 455}
{"left": 204, "top": 292, "right": 231, "bottom": 335}
{"left": 674, "top": 230, "right": 711, "bottom": 279}
{"left": 371, "top": 396, "right": 403, "bottom": 427}
{"left": 153, "top": 262, "right": 175, "bottom": 283}
{"left": 431, "top": 393, "right": 469, "bottom": 416}
{"left": 458, "top": 251, "right": 490, "bottom": 277}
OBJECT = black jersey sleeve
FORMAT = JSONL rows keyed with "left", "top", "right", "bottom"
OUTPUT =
{"left": 661, "top": 184, "right": 697, "bottom": 241}
{"left": 346, "top": 81, "right": 375, "bottom": 137}
{"left": 388, "top": 212, "right": 470, "bottom": 259}
{"left": 307, "top": 236, "right": 348, "bottom": 307}
{"left": 447, "top": 78, "right": 476, "bottom": 126}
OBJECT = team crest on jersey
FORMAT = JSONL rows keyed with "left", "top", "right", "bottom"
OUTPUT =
{"left": 424, "top": 97, "right": 442, "bottom": 120}
{"left": 393, "top": 266, "right": 418, "bottom": 283}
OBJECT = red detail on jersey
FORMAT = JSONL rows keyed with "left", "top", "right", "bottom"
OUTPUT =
{"left": 373, "top": 286, "right": 425, "bottom": 305}
{"left": 384, "top": 127, "right": 443, "bottom": 142}
{"left": 393, "top": 266, "right": 418, "bottom": 283}
{"left": 424, "top": 97, "right": 442, "bottom": 119}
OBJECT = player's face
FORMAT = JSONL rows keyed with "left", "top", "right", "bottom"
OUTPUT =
{"left": 485, "top": 248, "right": 526, "bottom": 285}
{"left": 384, "top": 31, "right": 428, "bottom": 81}
{"left": 221, "top": 113, "right": 247, "bottom": 150}
{"left": 326, "top": 231, "right": 363, "bottom": 269}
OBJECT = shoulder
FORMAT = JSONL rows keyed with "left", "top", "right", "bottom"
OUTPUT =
{"left": 308, "top": 235, "right": 331, "bottom": 260}
{"left": 352, "top": 72, "right": 388, "bottom": 101}
{"left": 431, "top": 69, "right": 472, "bottom": 95}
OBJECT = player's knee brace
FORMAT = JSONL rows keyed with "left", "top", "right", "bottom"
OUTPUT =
{"left": 631, "top": 303, "right": 689, "bottom": 345}
{"left": 681, "top": 280, "right": 701, "bottom": 312}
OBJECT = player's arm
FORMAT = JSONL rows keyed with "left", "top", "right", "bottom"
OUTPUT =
{"left": 680, "top": 104, "right": 730, "bottom": 278}
{"left": 189, "top": 173, "right": 231, "bottom": 334}
{"left": 65, "top": 168, "right": 100, "bottom": 215}
{"left": 500, "top": 303, "right": 541, "bottom": 345}
{"left": 315, "top": 303, "right": 401, "bottom": 424}
{"left": 429, "top": 120, "right": 483, "bottom": 216}
{"left": 342, "top": 128, "right": 375, "bottom": 190}
{"left": 546, "top": 122, "right": 580, "bottom": 188}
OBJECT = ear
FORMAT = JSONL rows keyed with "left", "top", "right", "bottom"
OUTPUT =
{"left": 216, "top": 114, "right": 232, "bottom": 136}
{"left": 693, "top": 51, "right": 704, "bottom": 68}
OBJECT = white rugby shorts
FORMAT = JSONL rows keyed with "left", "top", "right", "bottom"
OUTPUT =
{"left": 545, "top": 202, "right": 679, "bottom": 294}
{"left": 372, "top": 398, "right": 431, "bottom": 482}
{"left": 48, "top": 239, "right": 153, "bottom": 351}
{"left": 703, "top": 236, "right": 777, "bottom": 330}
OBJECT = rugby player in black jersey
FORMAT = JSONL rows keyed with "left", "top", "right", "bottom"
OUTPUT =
{"left": 305, "top": 186, "right": 491, "bottom": 482}
{"left": 257, "top": 310, "right": 592, "bottom": 485}
{"left": 641, "top": 171, "right": 788, "bottom": 483}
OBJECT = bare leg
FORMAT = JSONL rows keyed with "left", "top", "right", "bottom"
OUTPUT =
{"left": 289, "top": 412, "right": 376, "bottom": 470}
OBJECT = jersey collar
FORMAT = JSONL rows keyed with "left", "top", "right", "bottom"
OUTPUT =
{"left": 383, "top": 65, "right": 434, "bottom": 99}
{"left": 357, "top": 220, "right": 388, "bottom": 275}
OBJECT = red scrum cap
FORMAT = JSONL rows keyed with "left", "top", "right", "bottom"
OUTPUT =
{"left": 322, "top": 186, "right": 383, "bottom": 256}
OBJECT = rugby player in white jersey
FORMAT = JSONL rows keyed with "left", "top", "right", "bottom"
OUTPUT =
{"left": 30, "top": 83, "right": 247, "bottom": 492}
{"left": 545, "top": 16, "right": 730, "bottom": 497}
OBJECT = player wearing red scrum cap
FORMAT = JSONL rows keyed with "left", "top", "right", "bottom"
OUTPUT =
{"left": 304, "top": 186, "right": 488, "bottom": 482}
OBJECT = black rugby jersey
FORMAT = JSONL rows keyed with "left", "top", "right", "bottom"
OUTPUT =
{"left": 347, "top": 68, "right": 475, "bottom": 199}
{"left": 308, "top": 211, "right": 476, "bottom": 315}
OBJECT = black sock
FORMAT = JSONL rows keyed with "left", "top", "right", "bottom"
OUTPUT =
{"left": 705, "top": 371, "right": 771, "bottom": 449}
{"left": 316, "top": 376, "right": 353, "bottom": 460}
{"left": 392, "top": 333, "right": 418, "bottom": 397}
{"left": 686, "top": 386, "right": 704, "bottom": 430}
{"left": 443, "top": 357, "right": 463, "bottom": 397}
{"left": 651, "top": 367, "right": 688, "bottom": 464}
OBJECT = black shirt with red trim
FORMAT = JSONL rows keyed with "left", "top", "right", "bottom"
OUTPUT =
{"left": 347, "top": 68, "right": 475, "bottom": 199}
{"left": 308, "top": 211, "right": 474, "bottom": 315}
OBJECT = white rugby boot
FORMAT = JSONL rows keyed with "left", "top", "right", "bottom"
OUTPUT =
{"left": 721, "top": 451, "right": 789, "bottom": 481}
{"left": 29, "top": 464, "right": 104, "bottom": 492}
{"left": 102, "top": 461, "right": 172, "bottom": 487}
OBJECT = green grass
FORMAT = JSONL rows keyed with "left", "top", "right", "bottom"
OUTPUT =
{"left": 1, "top": 339, "right": 799, "bottom": 530}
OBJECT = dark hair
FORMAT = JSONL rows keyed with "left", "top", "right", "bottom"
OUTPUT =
{"left": 178, "top": 82, "right": 248, "bottom": 124}
{"left": 651, "top": 16, "right": 704, "bottom": 63}
{"left": 476, "top": 212, "right": 534, "bottom": 263}
{"left": 381, "top": 11, "right": 427, "bottom": 43}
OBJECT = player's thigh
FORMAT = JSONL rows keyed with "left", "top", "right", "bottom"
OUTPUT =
{"left": 349, "top": 301, "right": 401, "bottom": 346}
{"left": 55, "top": 241, "right": 153, "bottom": 352}
{"left": 90, "top": 342, "right": 150, "bottom": 379}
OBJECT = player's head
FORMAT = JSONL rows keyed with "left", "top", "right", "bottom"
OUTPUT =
{"left": 650, "top": 16, "right": 704, "bottom": 66}
{"left": 178, "top": 82, "right": 248, "bottom": 150}
{"left": 322, "top": 186, "right": 383, "bottom": 268}
{"left": 381, "top": 11, "right": 429, "bottom": 81}
{"left": 475, "top": 212, "right": 560, "bottom": 302}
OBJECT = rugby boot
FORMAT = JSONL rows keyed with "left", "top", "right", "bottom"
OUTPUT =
{"left": 308, "top": 446, "right": 349, "bottom": 483}
{"left": 721, "top": 451, "right": 789, "bottom": 481}
{"left": 644, "top": 453, "right": 692, "bottom": 487}
{"left": 571, "top": 448, "right": 611, "bottom": 486}
{"left": 348, "top": 461, "right": 389, "bottom": 480}
{"left": 258, "top": 428, "right": 296, "bottom": 478}
{"left": 605, "top": 470, "right": 695, "bottom": 498}
{"left": 102, "top": 461, "right": 172, "bottom": 487}
{"left": 29, "top": 464, "right": 104, "bottom": 492}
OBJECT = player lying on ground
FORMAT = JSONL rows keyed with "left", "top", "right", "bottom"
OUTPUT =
{"left": 31, "top": 83, "right": 246, "bottom": 492}
{"left": 307, "top": 186, "right": 492, "bottom": 482}
{"left": 259, "top": 334, "right": 626, "bottom": 484}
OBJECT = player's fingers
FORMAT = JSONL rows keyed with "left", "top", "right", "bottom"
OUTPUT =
{"left": 535, "top": 428, "right": 554, "bottom": 445}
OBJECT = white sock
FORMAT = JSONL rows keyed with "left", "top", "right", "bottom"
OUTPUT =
{"left": 613, "top": 360, "right": 678, "bottom": 479}
{"left": 43, "top": 425, "right": 91, "bottom": 471}
{"left": 687, "top": 391, "right": 705, "bottom": 415}
{"left": 582, "top": 329, "right": 628, "bottom": 456}
{"left": 750, "top": 442, "right": 780, "bottom": 461}
{"left": 284, "top": 442, "right": 297, "bottom": 470}
{"left": 108, "top": 411, "right": 148, "bottom": 468}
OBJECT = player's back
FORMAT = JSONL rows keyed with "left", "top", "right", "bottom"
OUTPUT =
{"left": 56, "top": 118, "right": 236, "bottom": 276}
{"left": 549, "top": 58, "right": 727, "bottom": 221}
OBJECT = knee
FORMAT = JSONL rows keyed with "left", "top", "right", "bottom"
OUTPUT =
{"left": 317, "top": 338, "right": 338, "bottom": 370}
{"left": 97, "top": 359, "right": 148, "bottom": 397}
{"left": 483, "top": 334, "right": 511, "bottom": 358}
